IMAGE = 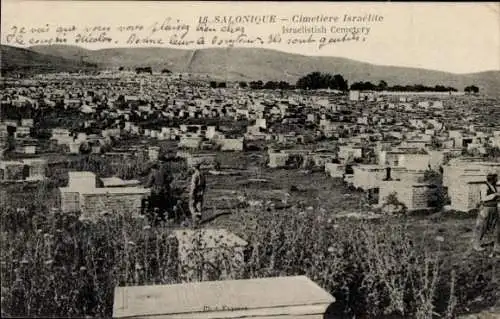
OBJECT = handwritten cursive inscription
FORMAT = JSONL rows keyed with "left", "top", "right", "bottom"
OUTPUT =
{"left": 2, "top": 13, "right": 385, "bottom": 50}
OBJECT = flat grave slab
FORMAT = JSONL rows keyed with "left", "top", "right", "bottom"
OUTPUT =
{"left": 113, "top": 275, "right": 335, "bottom": 318}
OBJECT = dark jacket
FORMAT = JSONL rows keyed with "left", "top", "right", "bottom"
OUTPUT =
{"left": 146, "top": 167, "right": 171, "bottom": 194}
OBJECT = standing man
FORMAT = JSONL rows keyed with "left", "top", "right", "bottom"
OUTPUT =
{"left": 472, "top": 173, "right": 498, "bottom": 253}
{"left": 145, "top": 161, "right": 171, "bottom": 224}
{"left": 189, "top": 162, "right": 206, "bottom": 227}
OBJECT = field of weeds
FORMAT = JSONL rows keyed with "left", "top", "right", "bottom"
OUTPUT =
{"left": 2, "top": 204, "right": 499, "bottom": 318}
{"left": 1, "top": 154, "right": 499, "bottom": 318}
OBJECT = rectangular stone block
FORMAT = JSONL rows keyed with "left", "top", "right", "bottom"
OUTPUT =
{"left": 113, "top": 276, "right": 335, "bottom": 319}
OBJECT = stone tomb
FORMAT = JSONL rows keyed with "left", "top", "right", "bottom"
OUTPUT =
{"left": 59, "top": 171, "right": 149, "bottom": 217}
{"left": 113, "top": 275, "right": 335, "bottom": 319}
{"left": 379, "top": 180, "right": 438, "bottom": 211}
{"left": 0, "top": 158, "right": 48, "bottom": 181}
{"left": 443, "top": 161, "right": 500, "bottom": 188}
{"left": 448, "top": 174, "right": 500, "bottom": 212}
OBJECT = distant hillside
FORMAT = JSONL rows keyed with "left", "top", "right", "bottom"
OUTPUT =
{"left": 0, "top": 45, "right": 98, "bottom": 75}
{"left": 3, "top": 44, "right": 500, "bottom": 96}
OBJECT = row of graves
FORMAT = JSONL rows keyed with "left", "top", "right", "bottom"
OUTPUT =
{"left": 267, "top": 149, "right": 337, "bottom": 170}
{"left": 125, "top": 123, "right": 246, "bottom": 152}
{"left": 0, "top": 158, "right": 48, "bottom": 182}
{"left": 326, "top": 153, "right": 500, "bottom": 213}
{"left": 50, "top": 126, "right": 245, "bottom": 155}
{"left": 266, "top": 142, "right": 500, "bottom": 213}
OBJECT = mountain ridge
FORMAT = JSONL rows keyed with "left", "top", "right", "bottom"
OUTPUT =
{"left": 2, "top": 44, "right": 499, "bottom": 96}
{"left": 27, "top": 44, "right": 500, "bottom": 75}
{"left": 0, "top": 45, "right": 98, "bottom": 74}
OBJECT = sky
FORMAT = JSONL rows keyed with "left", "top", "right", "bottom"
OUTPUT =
{"left": 1, "top": 1, "right": 499, "bottom": 74}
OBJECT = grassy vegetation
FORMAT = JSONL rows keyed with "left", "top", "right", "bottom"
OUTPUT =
{"left": 1, "top": 156, "right": 499, "bottom": 318}
{"left": 1, "top": 201, "right": 499, "bottom": 318}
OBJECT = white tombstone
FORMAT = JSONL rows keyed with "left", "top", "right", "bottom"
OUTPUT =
{"left": 113, "top": 276, "right": 335, "bottom": 319}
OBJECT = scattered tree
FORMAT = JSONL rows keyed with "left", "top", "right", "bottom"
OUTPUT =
{"left": 378, "top": 80, "right": 388, "bottom": 91}
{"left": 296, "top": 72, "right": 348, "bottom": 91}
{"left": 249, "top": 80, "right": 264, "bottom": 90}
{"left": 239, "top": 81, "right": 248, "bottom": 88}
{"left": 464, "top": 85, "right": 479, "bottom": 94}
{"left": 263, "top": 81, "right": 278, "bottom": 90}
{"left": 350, "top": 81, "right": 458, "bottom": 92}
{"left": 278, "top": 81, "right": 291, "bottom": 90}
{"left": 351, "top": 81, "right": 377, "bottom": 91}
{"left": 135, "top": 67, "right": 152, "bottom": 74}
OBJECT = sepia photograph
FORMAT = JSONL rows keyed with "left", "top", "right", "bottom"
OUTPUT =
{"left": 1, "top": 1, "right": 499, "bottom": 318}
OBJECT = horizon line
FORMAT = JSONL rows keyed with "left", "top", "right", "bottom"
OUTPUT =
{"left": 2, "top": 43, "right": 500, "bottom": 76}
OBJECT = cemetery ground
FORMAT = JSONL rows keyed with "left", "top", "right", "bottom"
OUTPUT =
{"left": 1, "top": 152, "right": 500, "bottom": 318}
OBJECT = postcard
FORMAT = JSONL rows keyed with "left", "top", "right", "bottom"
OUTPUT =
{"left": 1, "top": 1, "right": 499, "bottom": 318}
